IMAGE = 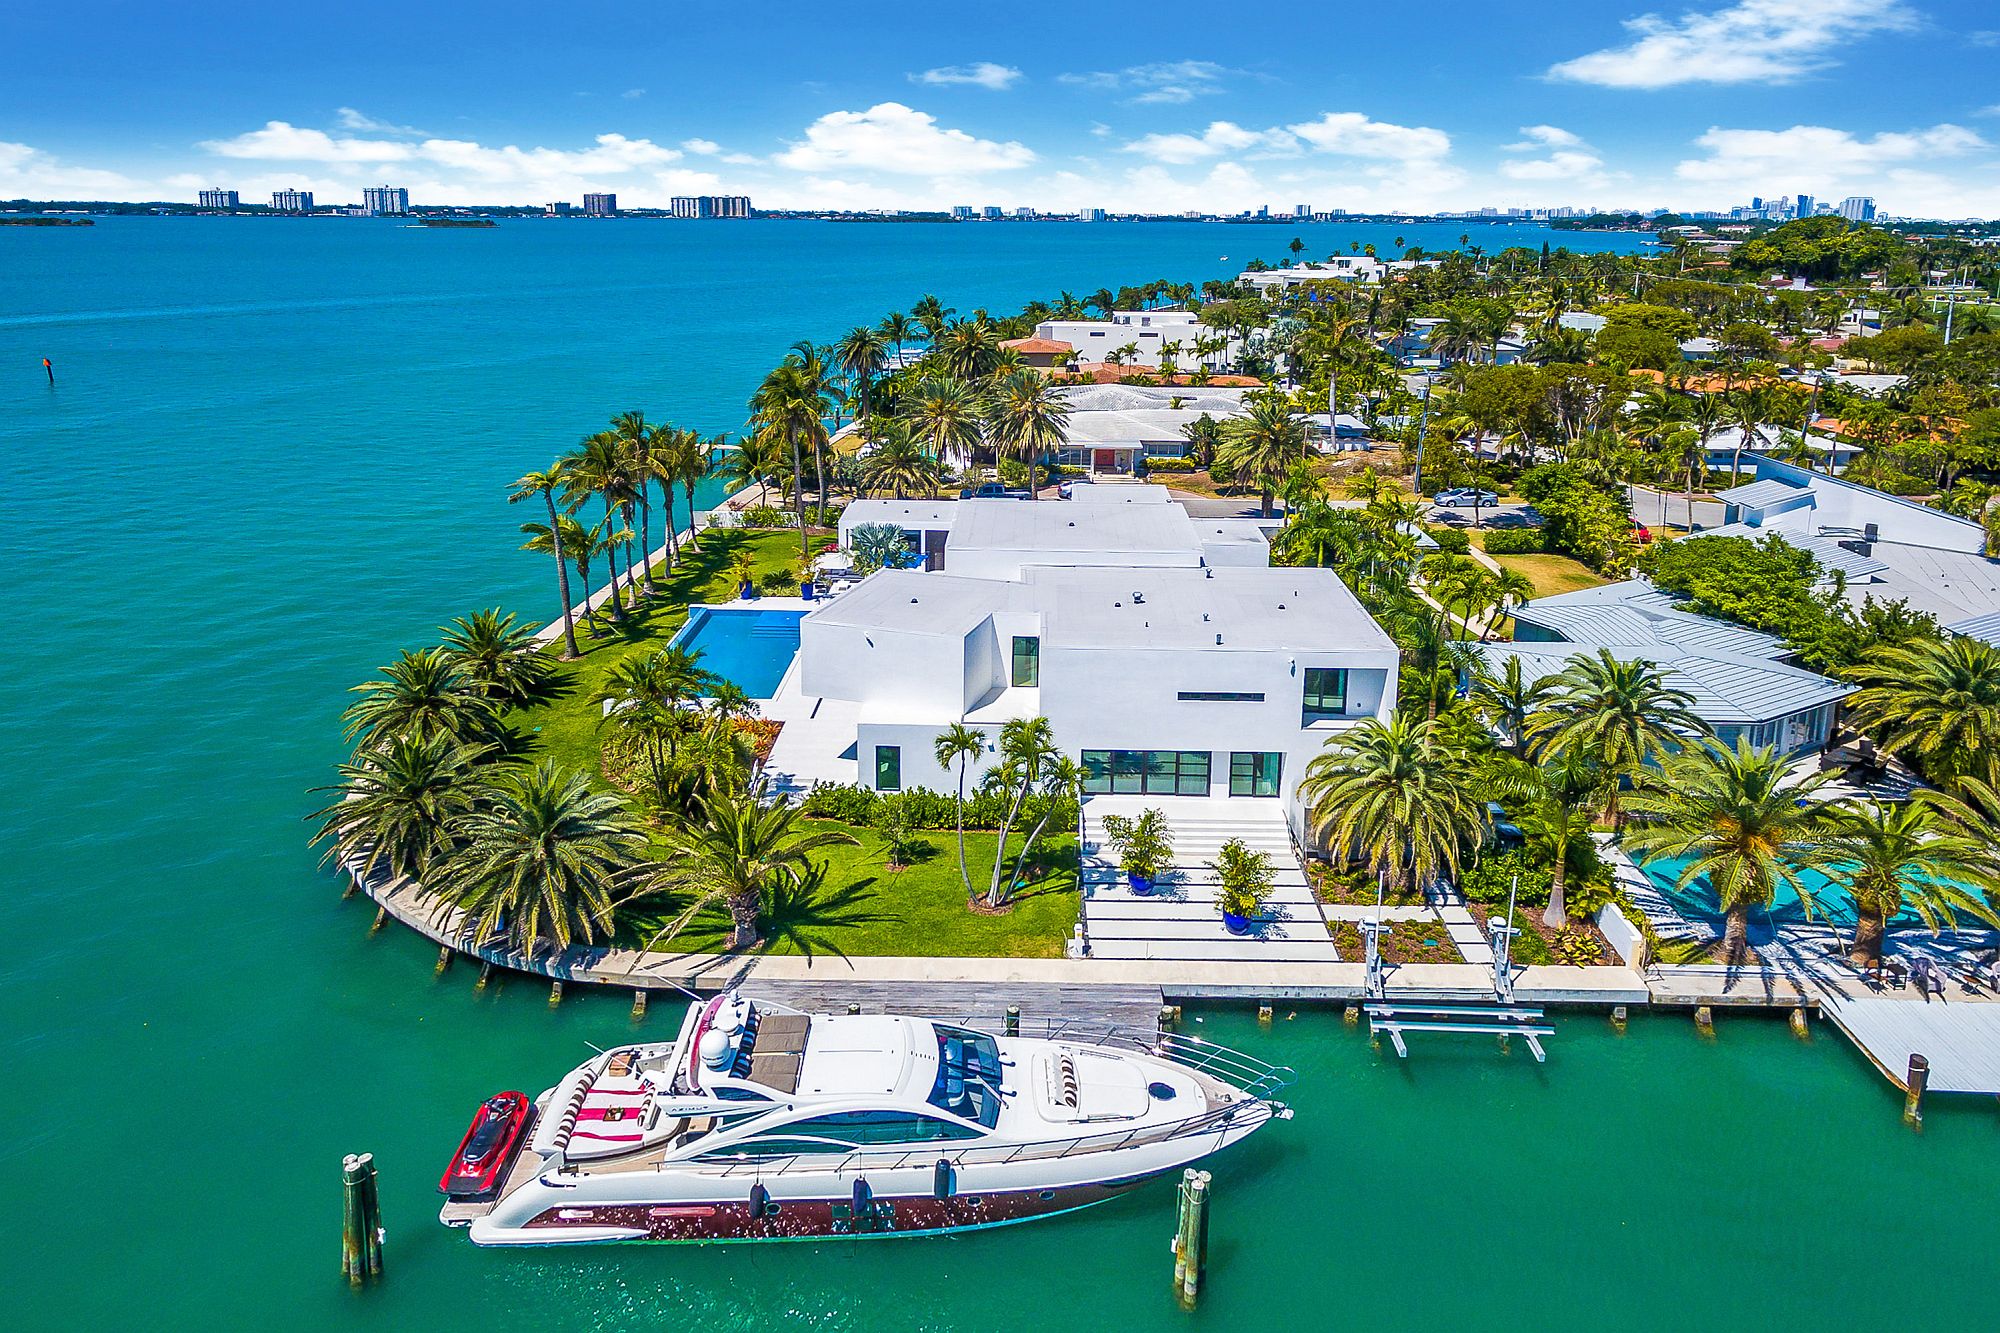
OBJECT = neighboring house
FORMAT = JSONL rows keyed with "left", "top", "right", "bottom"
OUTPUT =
{"left": 999, "top": 336, "right": 1073, "bottom": 368}
{"left": 1031, "top": 311, "right": 1223, "bottom": 369}
{"left": 1236, "top": 257, "right": 1386, "bottom": 294}
{"left": 1557, "top": 312, "right": 1609, "bottom": 334}
{"left": 1052, "top": 384, "right": 1255, "bottom": 476}
{"left": 792, "top": 485, "right": 1401, "bottom": 819}
{"left": 1697, "top": 425, "right": 1861, "bottom": 474}
{"left": 1387, "top": 318, "right": 1526, "bottom": 367}
{"left": 1479, "top": 579, "right": 1854, "bottom": 757}
{"left": 1678, "top": 337, "right": 1719, "bottom": 361}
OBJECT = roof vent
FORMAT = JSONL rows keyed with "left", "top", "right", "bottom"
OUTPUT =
{"left": 1133, "top": 591, "right": 1145, "bottom": 604}
{"left": 1215, "top": 633, "right": 1224, "bottom": 645}
{"left": 910, "top": 598, "right": 919, "bottom": 604}
{"left": 1278, "top": 603, "right": 1287, "bottom": 610}
{"left": 1205, "top": 568, "right": 1214, "bottom": 579}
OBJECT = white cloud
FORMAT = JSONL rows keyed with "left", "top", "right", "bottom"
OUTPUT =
{"left": 622, "top": 88, "right": 646, "bottom": 100}
{"left": 0, "top": 141, "right": 138, "bottom": 196}
{"left": 1123, "top": 121, "right": 1300, "bottom": 165}
{"left": 774, "top": 102, "right": 1035, "bottom": 174}
{"left": 1500, "top": 125, "right": 1615, "bottom": 187}
{"left": 910, "top": 62, "right": 1021, "bottom": 91}
{"left": 681, "top": 138, "right": 721, "bottom": 154}
{"left": 1548, "top": 0, "right": 1916, "bottom": 89}
{"left": 1507, "top": 125, "right": 1584, "bottom": 150}
{"left": 202, "top": 122, "right": 416, "bottom": 163}
{"left": 1060, "top": 60, "right": 1232, "bottom": 105}
{"left": 1285, "top": 112, "right": 1451, "bottom": 162}
{"left": 1674, "top": 122, "right": 1985, "bottom": 183}
{"left": 334, "top": 107, "right": 424, "bottom": 135}
{"left": 415, "top": 132, "right": 683, "bottom": 181}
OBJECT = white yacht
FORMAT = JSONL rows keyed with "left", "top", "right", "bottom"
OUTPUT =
{"left": 440, "top": 991, "right": 1292, "bottom": 1244}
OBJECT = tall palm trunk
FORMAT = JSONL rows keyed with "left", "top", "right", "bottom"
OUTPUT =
{"left": 789, "top": 428, "right": 809, "bottom": 565}
{"left": 1849, "top": 907, "right": 1887, "bottom": 969}
{"left": 985, "top": 781, "right": 1031, "bottom": 908}
{"left": 658, "top": 480, "right": 677, "bottom": 575}
{"left": 543, "top": 491, "right": 581, "bottom": 659}
{"left": 682, "top": 479, "right": 701, "bottom": 552}
{"left": 953, "top": 760, "right": 971, "bottom": 901}
{"left": 602, "top": 498, "right": 625, "bottom": 616}
{"left": 726, "top": 887, "right": 761, "bottom": 951}
{"left": 635, "top": 487, "right": 655, "bottom": 595}
{"left": 1542, "top": 852, "right": 1569, "bottom": 929}
{"left": 1721, "top": 905, "right": 1752, "bottom": 964}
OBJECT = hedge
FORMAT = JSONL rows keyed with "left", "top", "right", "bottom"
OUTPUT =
{"left": 1482, "top": 529, "right": 1547, "bottom": 554}
{"left": 1140, "top": 457, "right": 1197, "bottom": 473}
{"left": 1425, "top": 527, "right": 1471, "bottom": 554}
{"left": 800, "top": 782, "right": 1078, "bottom": 832}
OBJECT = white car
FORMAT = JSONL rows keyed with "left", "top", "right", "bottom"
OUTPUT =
{"left": 1434, "top": 488, "right": 1499, "bottom": 508}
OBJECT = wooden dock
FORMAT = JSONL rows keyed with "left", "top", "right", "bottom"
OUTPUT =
{"left": 740, "top": 980, "right": 1165, "bottom": 1037}
{"left": 1818, "top": 991, "right": 2000, "bottom": 1094}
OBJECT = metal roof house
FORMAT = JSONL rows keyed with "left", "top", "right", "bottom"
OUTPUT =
{"left": 1479, "top": 579, "right": 1854, "bottom": 757}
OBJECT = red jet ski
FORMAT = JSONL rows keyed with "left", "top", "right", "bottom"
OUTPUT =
{"left": 439, "top": 1091, "right": 533, "bottom": 1198}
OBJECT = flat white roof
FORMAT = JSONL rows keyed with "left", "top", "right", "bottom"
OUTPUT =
{"left": 840, "top": 499, "right": 959, "bottom": 530}
{"left": 950, "top": 497, "right": 1200, "bottom": 556}
{"left": 1034, "top": 565, "right": 1393, "bottom": 654}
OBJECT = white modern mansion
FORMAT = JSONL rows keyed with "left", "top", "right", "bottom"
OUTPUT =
{"left": 1027, "top": 310, "right": 1227, "bottom": 370}
{"left": 758, "top": 486, "right": 1400, "bottom": 819}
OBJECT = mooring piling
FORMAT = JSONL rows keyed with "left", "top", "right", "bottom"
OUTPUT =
{"left": 1172, "top": 1168, "right": 1212, "bottom": 1307}
{"left": 1610, "top": 1004, "right": 1628, "bottom": 1034}
{"left": 1343, "top": 1003, "right": 1359, "bottom": 1027}
{"left": 434, "top": 946, "right": 452, "bottom": 975}
{"left": 631, "top": 989, "right": 648, "bottom": 1020}
{"left": 1904, "top": 1053, "right": 1930, "bottom": 1126}
{"left": 548, "top": 980, "right": 564, "bottom": 1007}
{"left": 1004, "top": 1005, "right": 1020, "bottom": 1036}
{"left": 357, "top": 1152, "right": 384, "bottom": 1277}
{"left": 1789, "top": 1007, "right": 1810, "bottom": 1039}
{"left": 368, "top": 907, "right": 388, "bottom": 934}
{"left": 1159, "top": 1004, "right": 1181, "bottom": 1030}
{"left": 1694, "top": 1005, "right": 1714, "bottom": 1037}
{"left": 1257, "top": 1003, "right": 1273, "bottom": 1028}
{"left": 341, "top": 1155, "right": 371, "bottom": 1284}
{"left": 476, "top": 961, "right": 493, "bottom": 990}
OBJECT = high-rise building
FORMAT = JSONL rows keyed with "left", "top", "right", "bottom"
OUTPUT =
{"left": 1839, "top": 196, "right": 1877, "bottom": 222}
{"left": 982, "top": 206, "right": 1002, "bottom": 220}
{"left": 669, "top": 195, "right": 752, "bottom": 219}
{"left": 545, "top": 201, "right": 574, "bottom": 216}
{"left": 951, "top": 205, "right": 975, "bottom": 219}
{"left": 197, "top": 189, "right": 240, "bottom": 209}
{"left": 362, "top": 186, "right": 410, "bottom": 216}
{"left": 270, "top": 189, "right": 313, "bottom": 213}
{"left": 1293, "top": 204, "right": 1310, "bottom": 218}
{"left": 1794, "top": 194, "right": 1815, "bottom": 219}
{"left": 1077, "top": 207, "right": 1107, "bottom": 223}
{"left": 582, "top": 193, "right": 617, "bottom": 216}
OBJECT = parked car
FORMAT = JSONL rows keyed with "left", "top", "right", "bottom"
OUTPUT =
{"left": 1434, "top": 487, "right": 1499, "bottom": 508}
{"left": 1631, "top": 521, "right": 1654, "bottom": 544}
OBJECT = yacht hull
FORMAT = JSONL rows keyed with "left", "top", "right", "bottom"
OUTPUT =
{"left": 481, "top": 1176, "right": 1154, "bottom": 1245}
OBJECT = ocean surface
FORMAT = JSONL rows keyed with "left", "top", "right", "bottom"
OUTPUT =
{"left": 1, "top": 217, "right": 1992, "bottom": 1331}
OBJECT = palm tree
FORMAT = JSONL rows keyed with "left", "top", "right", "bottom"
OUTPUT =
{"left": 440, "top": 609, "right": 550, "bottom": 705}
{"left": 835, "top": 324, "right": 890, "bottom": 422}
{"left": 1491, "top": 749, "right": 1612, "bottom": 926}
{"left": 1298, "top": 714, "right": 1489, "bottom": 895}
{"left": 934, "top": 723, "right": 987, "bottom": 899}
{"left": 429, "top": 760, "right": 647, "bottom": 951}
{"left": 610, "top": 410, "right": 657, "bottom": 595}
{"left": 1621, "top": 739, "right": 1841, "bottom": 963}
{"left": 1527, "top": 649, "right": 1708, "bottom": 822}
{"left": 984, "top": 369, "right": 1071, "bottom": 498}
{"left": 1822, "top": 800, "right": 1997, "bottom": 968}
{"left": 857, "top": 430, "right": 944, "bottom": 499}
{"left": 563, "top": 432, "right": 635, "bottom": 617}
{"left": 750, "top": 357, "right": 832, "bottom": 565}
{"left": 343, "top": 648, "right": 499, "bottom": 750}
{"left": 661, "top": 430, "right": 716, "bottom": 553}
{"left": 1002, "top": 756, "right": 1084, "bottom": 905}
{"left": 985, "top": 717, "right": 1058, "bottom": 908}
{"left": 638, "top": 783, "right": 858, "bottom": 950}
{"left": 1468, "top": 654, "right": 1558, "bottom": 756}
{"left": 1216, "top": 395, "right": 1307, "bottom": 517}
{"left": 901, "top": 375, "right": 985, "bottom": 472}
{"left": 878, "top": 310, "right": 918, "bottom": 363}
{"left": 310, "top": 733, "right": 487, "bottom": 882}
{"left": 911, "top": 294, "right": 954, "bottom": 341}
{"left": 509, "top": 467, "right": 581, "bottom": 659}
{"left": 1846, "top": 636, "right": 2000, "bottom": 791}
{"left": 598, "top": 645, "right": 713, "bottom": 769}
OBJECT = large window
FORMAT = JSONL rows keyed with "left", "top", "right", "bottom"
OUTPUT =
{"left": 1302, "top": 668, "right": 1348, "bottom": 722}
{"left": 1081, "top": 749, "right": 1210, "bottom": 796}
{"left": 1011, "top": 635, "right": 1040, "bottom": 687}
{"left": 874, "top": 745, "right": 901, "bottom": 791}
{"left": 1229, "top": 751, "right": 1282, "bottom": 798}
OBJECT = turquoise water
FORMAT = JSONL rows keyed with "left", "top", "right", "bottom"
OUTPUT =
{"left": 3, "top": 217, "right": 1995, "bottom": 1330}
{"left": 674, "top": 607, "right": 807, "bottom": 698}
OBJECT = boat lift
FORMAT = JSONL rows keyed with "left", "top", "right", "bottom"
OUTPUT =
{"left": 1364, "top": 1003, "right": 1556, "bottom": 1062}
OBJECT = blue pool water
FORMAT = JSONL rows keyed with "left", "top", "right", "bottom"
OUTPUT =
{"left": 1636, "top": 854, "right": 1928, "bottom": 932}
{"left": 673, "top": 607, "right": 806, "bottom": 698}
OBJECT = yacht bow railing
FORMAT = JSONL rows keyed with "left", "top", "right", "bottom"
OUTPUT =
{"left": 921, "top": 1015, "right": 1296, "bottom": 1100}
{"left": 705, "top": 1095, "right": 1285, "bottom": 1179}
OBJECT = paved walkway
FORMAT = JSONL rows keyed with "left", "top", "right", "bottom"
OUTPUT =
{"left": 1079, "top": 796, "right": 1340, "bottom": 963}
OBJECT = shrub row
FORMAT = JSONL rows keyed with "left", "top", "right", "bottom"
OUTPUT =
{"left": 1424, "top": 527, "right": 1471, "bottom": 554}
{"left": 799, "top": 782, "right": 1078, "bottom": 832}
{"left": 1139, "top": 457, "right": 1198, "bottom": 474}
{"left": 1481, "top": 529, "right": 1547, "bottom": 554}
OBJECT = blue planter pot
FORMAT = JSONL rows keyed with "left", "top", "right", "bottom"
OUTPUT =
{"left": 1222, "top": 911, "right": 1252, "bottom": 936}
{"left": 738, "top": 580, "right": 757, "bottom": 600}
{"left": 1127, "top": 872, "right": 1154, "bottom": 896}
{"left": 800, "top": 581, "right": 816, "bottom": 600}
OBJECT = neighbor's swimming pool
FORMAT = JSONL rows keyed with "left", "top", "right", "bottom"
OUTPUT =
{"left": 1636, "top": 853, "right": 1923, "bottom": 933}
{"left": 670, "top": 607, "right": 806, "bottom": 699}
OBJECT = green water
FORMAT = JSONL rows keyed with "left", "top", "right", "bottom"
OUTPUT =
{"left": 2, "top": 218, "right": 1993, "bottom": 1329}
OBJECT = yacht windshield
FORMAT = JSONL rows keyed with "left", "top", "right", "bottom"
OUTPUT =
{"left": 928, "top": 1025, "right": 1003, "bottom": 1128}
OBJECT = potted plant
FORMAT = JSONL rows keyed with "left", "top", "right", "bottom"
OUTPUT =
{"left": 1211, "top": 838, "right": 1274, "bottom": 935}
{"left": 1101, "top": 809, "right": 1173, "bottom": 896}
{"left": 728, "top": 550, "right": 759, "bottom": 601}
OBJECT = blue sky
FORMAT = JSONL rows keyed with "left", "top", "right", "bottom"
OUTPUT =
{"left": 4, "top": 0, "right": 1998, "bottom": 216}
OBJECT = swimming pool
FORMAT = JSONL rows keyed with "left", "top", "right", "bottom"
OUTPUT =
{"left": 1635, "top": 853, "right": 1926, "bottom": 933}
{"left": 670, "top": 607, "right": 806, "bottom": 699}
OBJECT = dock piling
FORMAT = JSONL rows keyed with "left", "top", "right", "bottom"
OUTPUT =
{"left": 434, "top": 946, "right": 452, "bottom": 975}
{"left": 1343, "top": 1003, "right": 1359, "bottom": 1027}
{"left": 341, "top": 1155, "right": 368, "bottom": 1285}
{"left": 1171, "top": 1168, "right": 1211, "bottom": 1308}
{"left": 1789, "top": 1007, "right": 1810, "bottom": 1040}
{"left": 548, "top": 980, "right": 564, "bottom": 1007}
{"left": 1257, "top": 1003, "right": 1273, "bottom": 1028}
{"left": 847, "top": 1002, "right": 862, "bottom": 1015}
{"left": 368, "top": 907, "right": 388, "bottom": 934}
{"left": 1694, "top": 1005, "right": 1714, "bottom": 1037}
{"left": 631, "top": 989, "right": 648, "bottom": 1020}
{"left": 1610, "top": 1005, "right": 1628, "bottom": 1034}
{"left": 1903, "top": 1053, "right": 1930, "bottom": 1126}
{"left": 1005, "top": 1005, "right": 1020, "bottom": 1037}
{"left": 1159, "top": 1004, "right": 1181, "bottom": 1030}
{"left": 475, "top": 961, "right": 493, "bottom": 990}
{"left": 356, "top": 1152, "right": 384, "bottom": 1277}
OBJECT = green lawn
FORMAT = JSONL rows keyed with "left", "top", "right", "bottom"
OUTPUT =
{"left": 621, "top": 822, "right": 1081, "bottom": 959}
{"left": 508, "top": 528, "right": 810, "bottom": 779}
{"left": 1488, "top": 553, "right": 1608, "bottom": 600}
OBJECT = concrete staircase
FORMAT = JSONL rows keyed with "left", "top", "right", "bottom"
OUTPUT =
{"left": 1079, "top": 796, "right": 1342, "bottom": 963}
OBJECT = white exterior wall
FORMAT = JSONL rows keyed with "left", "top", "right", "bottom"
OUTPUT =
{"left": 798, "top": 619, "right": 971, "bottom": 715}
{"left": 1033, "top": 313, "right": 1215, "bottom": 368}
{"left": 945, "top": 545, "right": 1204, "bottom": 581}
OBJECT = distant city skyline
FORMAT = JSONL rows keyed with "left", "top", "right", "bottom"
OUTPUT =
{"left": 5, "top": 1, "right": 1999, "bottom": 219}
